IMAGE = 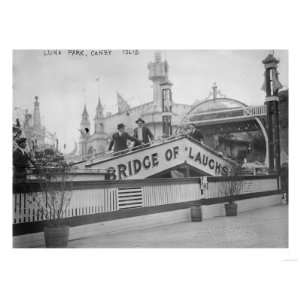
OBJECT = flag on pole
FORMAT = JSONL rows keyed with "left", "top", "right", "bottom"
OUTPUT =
{"left": 117, "top": 92, "right": 130, "bottom": 114}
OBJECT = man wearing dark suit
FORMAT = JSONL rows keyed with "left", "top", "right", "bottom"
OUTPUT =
{"left": 188, "top": 124, "right": 204, "bottom": 144}
{"left": 108, "top": 123, "right": 138, "bottom": 154}
{"left": 13, "top": 138, "right": 35, "bottom": 182}
{"left": 133, "top": 118, "right": 154, "bottom": 148}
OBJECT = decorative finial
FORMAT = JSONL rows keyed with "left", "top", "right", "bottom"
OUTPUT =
{"left": 212, "top": 82, "right": 218, "bottom": 100}
{"left": 96, "top": 76, "right": 101, "bottom": 99}
{"left": 154, "top": 51, "right": 162, "bottom": 63}
{"left": 205, "top": 83, "right": 226, "bottom": 100}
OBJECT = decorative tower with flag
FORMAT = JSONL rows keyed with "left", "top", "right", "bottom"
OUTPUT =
{"left": 262, "top": 52, "right": 283, "bottom": 172}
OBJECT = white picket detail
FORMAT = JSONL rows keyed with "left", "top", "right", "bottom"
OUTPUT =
{"left": 13, "top": 176, "right": 278, "bottom": 224}
{"left": 143, "top": 182, "right": 202, "bottom": 207}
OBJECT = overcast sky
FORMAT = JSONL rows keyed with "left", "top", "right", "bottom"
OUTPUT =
{"left": 13, "top": 49, "right": 288, "bottom": 152}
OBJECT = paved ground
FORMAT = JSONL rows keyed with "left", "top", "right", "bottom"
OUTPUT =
{"left": 68, "top": 205, "right": 288, "bottom": 248}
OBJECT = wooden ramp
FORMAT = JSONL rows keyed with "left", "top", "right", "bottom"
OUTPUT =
{"left": 79, "top": 136, "right": 236, "bottom": 180}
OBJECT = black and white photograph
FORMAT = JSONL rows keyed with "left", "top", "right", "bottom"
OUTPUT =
{"left": 2, "top": 1, "right": 300, "bottom": 300}
{"left": 12, "top": 49, "right": 288, "bottom": 248}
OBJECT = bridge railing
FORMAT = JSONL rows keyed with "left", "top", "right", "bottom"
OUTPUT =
{"left": 243, "top": 105, "right": 266, "bottom": 116}
{"left": 13, "top": 175, "right": 280, "bottom": 232}
{"left": 72, "top": 135, "right": 185, "bottom": 166}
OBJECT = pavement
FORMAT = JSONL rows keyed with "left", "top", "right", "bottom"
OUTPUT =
{"left": 68, "top": 205, "right": 288, "bottom": 248}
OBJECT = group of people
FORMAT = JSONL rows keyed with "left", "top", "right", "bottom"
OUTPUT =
{"left": 13, "top": 115, "right": 205, "bottom": 180}
{"left": 108, "top": 118, "right": 154, "bottom": 154}
{"left": 107, "top": 117, "right": 204, "bottom": 155}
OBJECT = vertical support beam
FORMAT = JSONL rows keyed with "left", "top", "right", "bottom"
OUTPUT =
{"left": 266, "top": 103, "right": 275, "bottom": 170}
{"left": 273, "top": 101, "right": 281, "bottom": 171}
{"left": 262, "top": 53, "right": 282, "bottom": 174}
{"left": 161, "top": 84, "right": 173, "bottom": 138}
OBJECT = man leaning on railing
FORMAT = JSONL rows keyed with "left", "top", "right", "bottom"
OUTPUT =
{"left": 108, "top": 123, "right": 139, "bottom": 156}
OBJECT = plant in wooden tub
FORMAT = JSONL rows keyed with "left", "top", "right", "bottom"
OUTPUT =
{"left": 28, "top": 148, "right": 73, "bottom": 248}
{"left": 220, "top": 166, "right": 244, "bottom": 217}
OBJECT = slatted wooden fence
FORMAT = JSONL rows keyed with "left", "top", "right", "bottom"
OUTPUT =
{"left": 13, "top": 175, "right": 280, "bottom": 225}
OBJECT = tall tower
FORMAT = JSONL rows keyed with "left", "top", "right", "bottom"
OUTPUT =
{"left": 262, "top": 52, "right": 282, "bottom": 173}
{"left": 30, "top": 96, "right": 46, "bottom": 148}
{"left": 94, "top": 97, "right": 104, "bottom": 133}
{"left": 161, "top": 80, "right": 173, "bottom": 137}
{"left": 79, "top": 104, "right": 90, "bottom": 157}
{"left": 33, "top": 96, "right": 41, "bottom": 128}
{"left": 80, "top": 104, "right": 91, "bottom": 133}
{"left": 148, "top": 51, "right": 169, "bottom": 106}
{"left": 92, "top": 79, "right": 108, "bottom": 154}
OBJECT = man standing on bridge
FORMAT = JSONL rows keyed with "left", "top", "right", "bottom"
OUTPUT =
{"left": 108, "top": 123, "right": 138, "bottom": 155}
{"left": 133, "top": 118, "right": 154, "bottom": 149}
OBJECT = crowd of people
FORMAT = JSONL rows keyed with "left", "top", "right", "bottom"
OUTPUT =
{"left": 13, "top": 119, "right": 65, "bottom": 183}
{"left": 13, "top": 116, "right": 206, "bottom": 182}
{"left": 107, "top": 117, "right": 204, "bottom": 156}
{"left": 12, "top": 116, "right": 289, "bottom": 205}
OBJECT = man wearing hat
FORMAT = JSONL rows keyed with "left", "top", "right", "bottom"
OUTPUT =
{"left": 133, "top": 118, "right": 154, "bottom": 149}
{"left": 13, "top": 137, "right": 35, "bottom": 182}
{"left": 108, "top": 123, "right": 138, "bottom": 154}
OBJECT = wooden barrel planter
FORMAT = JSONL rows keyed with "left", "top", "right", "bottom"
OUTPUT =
{"left": 224, "top": 202, "right": 238, "bottom": 217}
{"left": 44, "top": 225, "right": 70, "bottom": 248}
{"left": 191, "top": 205, "right": 202, "bottom": 222}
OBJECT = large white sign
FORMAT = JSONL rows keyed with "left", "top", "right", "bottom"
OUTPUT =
{"left": 87, "top": 137, "right": 234, "bottom": 180}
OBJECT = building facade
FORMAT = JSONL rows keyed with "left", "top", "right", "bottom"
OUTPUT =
{"left": 76, "top": 51, "right": 288, "bottom": 172}
{"left": 78, "top": 51, "right": 191, "bottom": 159}
{"left": 14, "top": 96, "right": 57, "bottom": 151}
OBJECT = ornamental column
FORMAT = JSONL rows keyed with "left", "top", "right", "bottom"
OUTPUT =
{"left": 262, "top": 52, "right": 282, "bottom": 173}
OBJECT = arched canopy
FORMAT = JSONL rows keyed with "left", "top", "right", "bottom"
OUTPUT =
{"left": 188, "top": 97, "right": 248, "bottom": 116}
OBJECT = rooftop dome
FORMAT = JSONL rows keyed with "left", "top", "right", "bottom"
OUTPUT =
{"left": 182, "top": 83, "right": 249, "bottom": 124}
{"left": 187, "top": 83, "right": 248, "bottom": 115}
{"left": 189, "top": 97, "right": 247, "bottom": 115}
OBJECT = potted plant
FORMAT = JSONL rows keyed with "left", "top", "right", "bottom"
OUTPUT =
{"left": 220, "top": 167, "right": 244, "bottom": 217}
{"left": 29, "top": 149, "right": 73, "bottom": 247}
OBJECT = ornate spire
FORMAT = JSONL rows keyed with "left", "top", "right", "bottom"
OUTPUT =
{"left": 205, "top": 83, "right": 226, "bottom": 100}
{"left": 95, "top": 98, "right": 104, "bottom": 122}
{"left": 212, "top": 82, "right": 218, "bottom": 100}
{"left": 82, "top": 104, "right": 89, "bottom": 119}
{"left": 94, "top": 97, "right": 104, "bottom": 133}
{"left": 262, "top": 51, "right": 279, "bottom": 65}
{"left": 95, "top": 97, "right": 103, "bottom": 118}
{"left": 81, "top": 104, "right": 90, "bottom": 131}
{"left": 262, "top": 51, "right": 282, "bottom": 96}
{"left": 155, "top": 51, "right": 162, "bottom": 62}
